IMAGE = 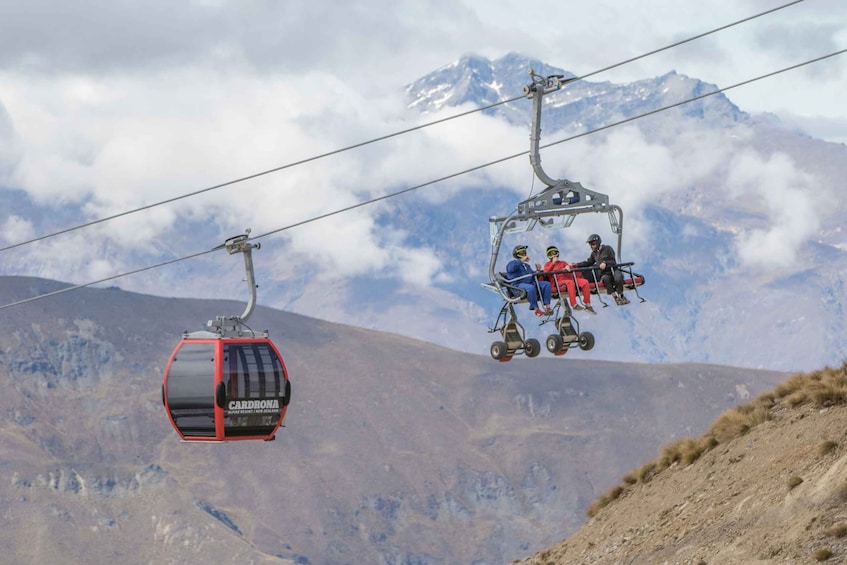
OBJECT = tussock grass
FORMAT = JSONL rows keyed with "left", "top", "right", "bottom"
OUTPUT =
{"left": 787, "top": 476, "right": 803, "bottom": 490}
{"left": 774, "top": 373, "right": 808, "bottom": 398}
{"left": 709, "top": 404, "right": 771, "bottom": 444}
{"left": 658, "top": 436, "right": 717, "bottom": 468}
{"left": 586, "top": 485, "right": 624, "bottom": 518}
{"left": 621, "top": 472, "right": 638, "bottom": 486}
{"left": 827, "top": 524, "right": 847, "bottom": 538}
{"left": 635, "top": 461, "right": 658, "bottom": 484}
{"left": 585, "top": 362, "right": 847, "bottom": 518}
{"left": 814, "top": 547, "right": 832, "bottom": 561}
{"left": 819, "top": 440, "right": 839, "bottom": 457}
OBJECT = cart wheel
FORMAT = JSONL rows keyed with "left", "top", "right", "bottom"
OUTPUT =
{"left": 491, "top": 341, "right": 510, "bottom": 361}
{"left": 546, "top": 334, "right": 564, "bottom": 354}
{"left": 525, "top": 338, "right": 541, "bottom": 358}
{"left": 578, "top": 331, "right": 595, "bottom": 351}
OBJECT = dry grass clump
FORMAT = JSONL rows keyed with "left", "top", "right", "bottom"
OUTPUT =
{"left": 774, "top": 373, "right": 809, "bottom": 399}
{"left": 632, "top": 461, "right": 658, "bottom": 484}
{"left": 586, "top": 485, "right": 624, "bottom": 518}
{"left": 636, "top": 461, "right": 658, "bottom": 482}
{"left": 827, "top": 524, "right": 847, "bottom": 538}
{"left": 708, "top": 403, "right": 771, "bottom": 444}
{"left": 814, "top": 547, "right": 833, "bottom": 561}
{"left": 585, "top": 363, "right": 847, "bottom": 519}
{"left": 774, "top": 364, "right": 847, "bottom": 409}
{"left": 787, "top": 475, "right": 804, "bottom": 490}
{"left": 658, "top": 436, "right": 717, "bottom": 468}
{"left": 621, "top": 472, "right": 638, "bottom": 486}
{"left": 819, "top": 440, "right": 839, "bottom": 456}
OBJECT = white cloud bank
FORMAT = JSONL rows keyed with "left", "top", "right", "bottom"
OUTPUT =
{"left": 0, "top": 0, "right": 843, "bottom": 292}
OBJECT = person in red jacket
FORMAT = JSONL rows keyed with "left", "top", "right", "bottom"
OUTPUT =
{"left": 543, "top": 246, "right": 596, "bottom": 315}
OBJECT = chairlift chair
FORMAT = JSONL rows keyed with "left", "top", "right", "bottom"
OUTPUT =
{"left": 482, "top": 70, "right": 645, "bottom": 361}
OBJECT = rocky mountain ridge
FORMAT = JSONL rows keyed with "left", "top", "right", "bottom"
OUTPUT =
{"left": 0, "top": 275, "right": 788, "bottom": 564}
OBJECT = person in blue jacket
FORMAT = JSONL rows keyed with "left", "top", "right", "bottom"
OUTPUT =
{"left": 506, "top": 245, "right": 553, "bottom": 317}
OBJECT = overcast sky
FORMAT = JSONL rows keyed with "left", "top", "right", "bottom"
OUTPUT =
{"left": 0, "top": 0, "right": 844, "bottom": 291}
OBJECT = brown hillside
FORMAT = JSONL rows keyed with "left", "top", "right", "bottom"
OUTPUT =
{"left": 515, "top": 364, "right": 847, "bottom": 564}
{"left": 0, "top": 276, "right": 789, "bottom": 563}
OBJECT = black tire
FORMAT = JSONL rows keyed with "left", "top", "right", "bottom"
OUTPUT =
{"left": 578, "top": 331, "right": 595, "bottom": 351}
{"left": 525, "top": 338, "right": 541, "bottom": 358}
{"left": 490, "top": 341, "right": 510, "bottom": 361}
{"left": 546, "top": 334, "right": 564, "bottom": 354}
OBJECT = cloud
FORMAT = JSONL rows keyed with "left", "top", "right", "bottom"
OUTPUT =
{"left": 0, "top": 61, "right": 486, "bottom": 287}
{"left": 374, "top": 104, "right": 528, "bottom": 204}
{"left": 545, "top": 126, "right": 686, "bottom": 252}
{"left": 0, "top": 0, "right": 844, "bottom": 298}
{"left": 726, "top": 150, "right": 820, "bottom": 269}
{"left": 0, "top": 215, "right": 35, "bottom": 245}
{"left": 0, "top": 0, "right": 483, "bottom": 88}
{"left": 777, "top": 112, "right": 847, "bottom": 145}
{"left": 0, "top": 100, "right": 22, "bottom": 180}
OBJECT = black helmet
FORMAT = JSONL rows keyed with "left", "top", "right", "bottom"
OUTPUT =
{"left": 546, "top": 246, "right": 559, "bottom": 258}
{"left": 586, "top": 234, "right": 601, "bottom": 245}
{"left": 512, "top": 245, "right": 528, "bottom": 258}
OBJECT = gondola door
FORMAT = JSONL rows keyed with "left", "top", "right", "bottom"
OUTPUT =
{"left": 221, "top": 340, "right": 289, "bottom": 440}
{"left": 163, "top": 339, "right": 224, "bottom": 441}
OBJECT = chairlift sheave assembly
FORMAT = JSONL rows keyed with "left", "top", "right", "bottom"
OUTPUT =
{"left": 162, "top": 230, "right": 291, "bottom": 442}
{"left": 482, "top": 70, "right": 645, "bottom": 361}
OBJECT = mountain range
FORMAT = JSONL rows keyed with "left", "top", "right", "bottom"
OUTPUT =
{"left": 2, "top": 53, "right": 844, "bottom": 372}
{"left": 0, "top": 276, "right": 787, "bottom": 564}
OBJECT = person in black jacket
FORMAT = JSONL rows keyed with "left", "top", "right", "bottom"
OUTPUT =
{"left": 575, "top": 234, "right": 629, "bottom": 305}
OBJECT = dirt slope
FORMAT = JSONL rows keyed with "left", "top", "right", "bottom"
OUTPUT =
{"left": 515, "top": 367, "right": 847, "bottom": 564}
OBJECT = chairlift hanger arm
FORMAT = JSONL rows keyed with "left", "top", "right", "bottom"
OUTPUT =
{"left": 522, "top": 69, "right": 623, "bottom": 244}
{"left": 208, "top": 229, "right": 261, "bottom": 333}
{"left": 524, "top": 70, "right": 575, "bottom": 188}
{"left": 522, "top": 68, "right": 613, "bottom": 213}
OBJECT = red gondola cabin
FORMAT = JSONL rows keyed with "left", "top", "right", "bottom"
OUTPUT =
{"left": 163, "top": 332, "right": 291, "bottom": 442}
